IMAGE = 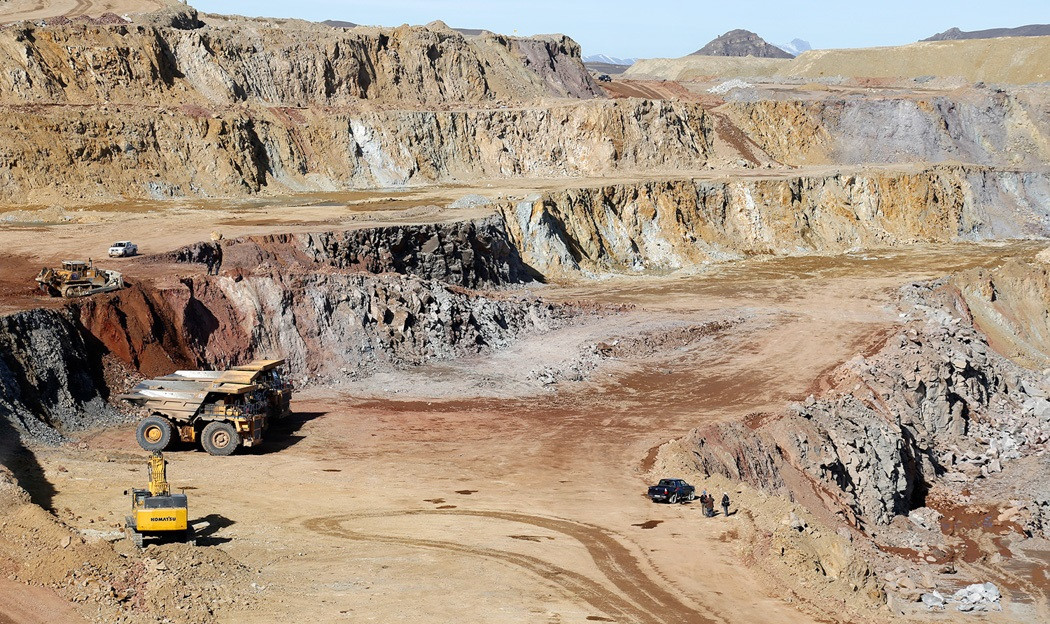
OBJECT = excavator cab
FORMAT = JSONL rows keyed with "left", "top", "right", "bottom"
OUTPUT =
{"left": 125, "top": 451, "right": 194, "bottom": 547}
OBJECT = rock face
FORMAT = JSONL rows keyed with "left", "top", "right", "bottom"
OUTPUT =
{"left": 0, "top": 14, "right": 599, "bottom": 106}
{"left": 684, "top": 269, "right": 1050, "bottom": 529}
{"left": 0, "top": 99, "right": 715, "bottom": 204}
{"left": 0, "top": 10, "right": 623, "bottom": 204}
{"left": 170, "top": 216, "right": 538, "bottom": 289}
{"left": 0, "top": 309, "right": 115, "bottom": 442}
{"left": 722, "top": 93, "right": 1050, "bottom": 168}
{"left": 499, "top": 167, "right": 1050, "bottom": 279}
{"left": 691, "top": 29, "right": 794, "bottom": 59}
{"left": 0, "top": 220, "right": 586, "bottom": 442}
{"left": 952, "top": 256, "right": 1050, "bottom": 369}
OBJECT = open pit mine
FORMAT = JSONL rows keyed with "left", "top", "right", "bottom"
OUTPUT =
{"left": 0, "top": 1, "right": 1048, "bottom": 623}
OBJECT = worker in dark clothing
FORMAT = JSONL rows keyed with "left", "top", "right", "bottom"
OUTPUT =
{"left": 206, "top": 241, "right": 223, "bottom": 275}
{"left": 721, "top": 493, "right": 731, "bottom": 517}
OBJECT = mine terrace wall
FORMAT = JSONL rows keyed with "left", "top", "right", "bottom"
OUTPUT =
{"left": 721, "top": 94, "right": 1050, "bottom": 168}
{"left": 169, "top": 216, "right": 541, "bottom": 288}
{"left": 0, "top": 219, "right": 585, "bottom": 443}
{"left": 0, "top": 100, "right": 713, "bottom": 203}
{"left": 683, "top": 265, "right": 1050, "bottom": 536}
{"left": 0, "top": 10, "right": 600, "bottom": 107}
{"left": 501, "top": 166, "right": 1050, "bottom": 278}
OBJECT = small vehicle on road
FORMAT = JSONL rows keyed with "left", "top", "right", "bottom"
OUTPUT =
{"left": 109, "top": 241, "right": 138, "bottom": 257}
{"left": 647, "top": 478, "right": 695, "bottom": 504}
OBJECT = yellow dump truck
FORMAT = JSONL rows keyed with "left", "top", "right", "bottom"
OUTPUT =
{"left": 119, "top": 359, "right": 293, "bottom": 456}
{"left": 125, "top": 451, "right": 193, "bottom": 548}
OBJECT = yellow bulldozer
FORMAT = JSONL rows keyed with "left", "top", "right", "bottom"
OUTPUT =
{"left": 35, "top": 259, "right": 125, "bottom": 298}
{"left": 125, "top": 451, "right": 194, "bottom": 548}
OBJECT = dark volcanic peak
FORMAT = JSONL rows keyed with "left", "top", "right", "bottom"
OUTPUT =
{"left": 691, "top": 29, "right": 794, "bottom": 58}
{"left": 923, "top": 24, "right": 1050, "bottom": 41}
{"left": 322, "top": 19, "right": 358, "bottom": 28}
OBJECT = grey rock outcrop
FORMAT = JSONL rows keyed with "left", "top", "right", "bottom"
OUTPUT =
{"left": 3, "top": 220, "right": 586, "bottom": 444}
{"left": 722, "top": 93, "right": 1050, "bottom": 169}
{"left": 923, "top": 25, "right": 1050, "bottom": 42}
{"left": 171, "top": 216, "right": 538, "bottom": 289}
{"left": 691, "top": 29, "right": 794, "bottom": 59}
{"left": 685, "top": 272, "right": 1050, "bottom": 528}
{"left": 0, "top": 309, "right": 115, "bottom": 442}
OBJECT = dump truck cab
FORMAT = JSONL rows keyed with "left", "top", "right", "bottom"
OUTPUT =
{"left": 120, "top": 359, "right": 292, "bottom": 456}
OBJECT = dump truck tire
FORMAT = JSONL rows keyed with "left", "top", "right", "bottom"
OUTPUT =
{"left": 136, "top": 416, "right": 173, "bottom": 451}
{"left": 201, "top": 421, "right": 239, "bottom": 456}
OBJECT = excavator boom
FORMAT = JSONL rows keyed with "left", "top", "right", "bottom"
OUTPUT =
{"left": 148, "top": 451, "right": 170, "bottom": 496}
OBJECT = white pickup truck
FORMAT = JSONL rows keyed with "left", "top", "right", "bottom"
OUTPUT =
{"left": 108, "top": 241, "right": 138, "bottom": 257}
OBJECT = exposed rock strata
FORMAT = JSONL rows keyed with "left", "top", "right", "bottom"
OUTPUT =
{"left": 0, "top": 99, "right": 713, "bottom": 203}
{"left": 722, "top": 94, "right": 1050, "bottom": 168}
{"left": 1, "top": 222, "right": 585, "bottom": 442}
{"left": 170, "top": 216, "right": 538, "bottom": 288}
{"left": 500, "top": 167, "right": 1050, "bottom": 278}
{"left": 0, "top": 14, "right": 599, "bottom": 106}
{"left": 683, "top": 271, "right": 1050, "bottom": 530}
{"left": 951, "top": 256, "right": 1050, "bottom": 369}
{"left": 0, "top": 309, "right": 114, "bottom": 442}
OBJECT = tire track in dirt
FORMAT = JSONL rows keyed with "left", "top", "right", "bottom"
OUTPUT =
{"left": 68, "top": 0, "right": 90, "bottom": 17}
{"left": 303, "top": 510, "right": 719, "bottom": 624}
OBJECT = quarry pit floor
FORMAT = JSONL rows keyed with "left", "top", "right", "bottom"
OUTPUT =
{"left": 14, "top": 236, "right": 1049, "bottom": 624}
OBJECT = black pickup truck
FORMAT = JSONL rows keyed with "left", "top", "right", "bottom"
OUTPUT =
{"left": 647, "top": 478, "right": 695, "bottom": 504}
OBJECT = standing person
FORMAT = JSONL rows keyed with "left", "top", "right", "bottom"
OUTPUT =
{"left": 699, "top": 490, "right": 709, "bottom": 515}
{"left": 721, "top": 492, "right": 731, "bottom": 517}
{"left": 207, "top": 231, "right": 224, "bottom": 276}
{"left": 209, "top": 241, "right": 223, "bottom": 275}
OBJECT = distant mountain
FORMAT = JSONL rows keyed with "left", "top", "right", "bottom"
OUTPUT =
{"left": 923, "top": 24, "right": 1050, "bottom": 41}
{"left": 776, "top": 38, "right": 811, "bottom": 56}
{"left": 322, "top": 20, "right": 357, "bottom": 28}
{"left": 583, "top": 54, "right": 638, "bottom": 66}
{"left": 584, "top": 62, "right": 631, "bottom": 76}
{"left": 691, "top": 29, "right": 794, "bottom": 58}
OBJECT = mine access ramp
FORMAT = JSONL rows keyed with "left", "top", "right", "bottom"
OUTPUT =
{"left": 119, "top": 359, "right": 293, "bottom": 456}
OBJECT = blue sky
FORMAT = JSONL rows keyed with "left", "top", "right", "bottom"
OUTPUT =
{"left": 192, "top": 1, "right": 1049, "bottom": 59}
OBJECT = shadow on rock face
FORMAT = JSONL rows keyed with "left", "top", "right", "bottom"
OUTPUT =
{"left": 0, "top": 417, "right": 57, "bottom": 511}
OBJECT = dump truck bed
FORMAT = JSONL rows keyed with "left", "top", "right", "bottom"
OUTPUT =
{"left": 118, "top": 359, "right": 285, "bottom": 409}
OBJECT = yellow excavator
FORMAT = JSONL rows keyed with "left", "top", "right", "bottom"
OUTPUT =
{"left": 125, "top": 451, "right": 194, "bottom": 547}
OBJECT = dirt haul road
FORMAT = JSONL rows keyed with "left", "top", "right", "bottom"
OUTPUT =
{"left": 22, "top": 241, "right": 1041, "bottom": 624}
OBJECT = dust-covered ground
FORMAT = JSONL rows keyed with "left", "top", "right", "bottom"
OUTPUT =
{"left": 2, "top": 6, "right": 1050, "bottom": 620}
{"left": 6, "top": 240, "right": 1045, "bottom": 624}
